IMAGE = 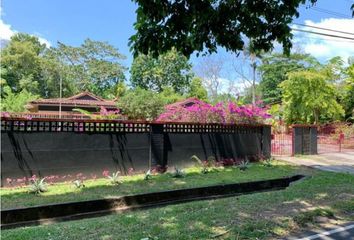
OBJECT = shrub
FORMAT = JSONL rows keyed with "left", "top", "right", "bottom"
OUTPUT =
{"left": 238, "top": 160, "right": 250, "bottom": 171}
{"left": 191, "top": 155, "right": 214, "bottom": 174}
{"left": 157, "top": 100, "right": 271, "bottom": 124}
{"left": 72, "top": 179, "right": 85, "bottom": 188}
{"left": 263, "top": 157, "right": 273, "bottom": 167}
{"left": 171, "top": 166, "right": 185, "bottom": 178}
{"left": 144, "top": 169, "right": 152, "bottom": 181}
{"left": 107, "top": 171, "right": 123, "bottom": 185}
{"left": 28, "top": 177, "right": 48, "bottom": 194}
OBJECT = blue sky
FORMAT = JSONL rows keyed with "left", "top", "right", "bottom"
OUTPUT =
{"left": 1, "top": 0, "right": 353, "bottom": 88}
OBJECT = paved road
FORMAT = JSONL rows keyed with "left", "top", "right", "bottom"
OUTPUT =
{"left": 276, "top": 151, "right": 354, "bottom": 174}
{"left": 286, "top": 223, "right": 354, "bottom": 240}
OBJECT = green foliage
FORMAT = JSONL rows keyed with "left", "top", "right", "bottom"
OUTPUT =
{"left": 144, "top": 169, "right": 152, "bottom": 181}
{"left": 130, "top": 0, "right": 318, "bottom": 57}
{"left": 171, "top": 166, "right": 185, "bottom": 178}
{"left": 158, "top": 87, "right": 184, "bottom": 105}
{"left": 1, "top": 33, "right": 127, "bottom": 99}
{"left": 72, "top": 179, "right": 85, "bottom": 189}
{"left": 130, "top": 48, "right": 193, "bottom": 93}
{"left": 190, "top": 155, "right": 215, "bottom": 174}
{"left": 1, "top": 33, "right": 46, "bottom": 95}
{"left": 263, "top": 158, "right": 273, "bottom": 167}
{"left": 259, "top": 53, "right": 318, "bottom": 104}
{"left": 117, "top": 87, "right": 185, "bottom": 120}
{"left": 117, "top": 88, "right": 165, "bottom": 120}
{"left": 28, "top": 178, "right": 48, "bottom": 194}
{"left": 50, "top": 39, "right": 127, "bottom": 98}
{"left": 280, "top": 70, "right": 344, "bottom": 124}
{"left": 0, "top": 86, "right": 38, "bottom": 112}
{"left": 187, "top": 77, "right": 208, "bottom": 102}
{"left": 341, "top": 64, "right": 354, "bottom": 121}
{"left": 238, "top": 160, "right": 250, "bottom": 171}
{"left": 241, "top": 85, "right": 262, "bottom": 105}
{"left": 107, "top": 171, "right": 123, "bottom": 185}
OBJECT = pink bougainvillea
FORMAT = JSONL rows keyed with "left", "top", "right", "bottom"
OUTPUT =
{"left": 157, "top": 100, "right": 271, "bottom": 124}
{"left": 97, "top": 107, "right": 122, "bottom": 120}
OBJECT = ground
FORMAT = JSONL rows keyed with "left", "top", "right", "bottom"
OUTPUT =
{"left": 1, "top": 161, "right": 354, "bottom": 240}
{"left": 277, "top": 151, "right": 354, "bottom": 174}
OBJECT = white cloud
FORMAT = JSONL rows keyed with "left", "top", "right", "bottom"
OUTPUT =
{"left": 292, "top": 18, "right": 354, "bottom": 61}
{"left": 0, "top": 12, "right": 51, "bottom": 47}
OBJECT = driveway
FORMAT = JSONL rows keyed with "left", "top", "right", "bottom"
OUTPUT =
{"left": 285, "top": 222, "right": 354, "bottom": 240}
{"left": 276, "top": 152, "right": 354, "bottom": 174}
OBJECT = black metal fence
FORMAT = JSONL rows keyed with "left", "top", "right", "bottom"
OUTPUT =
{"left": 1, "top": 117, "right": 271, "bottom": 185}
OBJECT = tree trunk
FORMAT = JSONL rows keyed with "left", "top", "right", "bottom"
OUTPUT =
{"left": 252, "top": 64, "right": 256, "bottom": 105}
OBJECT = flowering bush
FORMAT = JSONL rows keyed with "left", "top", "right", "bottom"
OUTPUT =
{"left": 157, "top": 99, "right": 271, "bottom": 124}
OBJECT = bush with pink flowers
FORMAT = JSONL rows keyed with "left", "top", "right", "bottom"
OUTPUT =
{"left": 156, "top": 100, "right": 271, "bottom": 124}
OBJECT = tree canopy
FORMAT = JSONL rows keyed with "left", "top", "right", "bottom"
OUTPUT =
{"left": 130, "top": 48, "right": 193, "bottom": 93}
{"left": 259, "top": 53, "right": 318, "bottom": 104}
{"left": 130, "top": 0, "right": 317, "bottom": 57}
{"left": 280, "top": 70, "right": 344, "bottom": 124}
{"left": 50, "top": 39, "right": 127, "bottom": 98}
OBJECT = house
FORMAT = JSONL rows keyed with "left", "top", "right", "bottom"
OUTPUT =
{"left": 20, "top": 92, "right": 120, "bottom": 119}
{"left": 164, "top": 97, "right": 202, "bottom": 110}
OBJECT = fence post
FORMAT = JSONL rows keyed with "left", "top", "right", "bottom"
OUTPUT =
{"left": 150, "top": 123, "right": 167, "bottom": 171}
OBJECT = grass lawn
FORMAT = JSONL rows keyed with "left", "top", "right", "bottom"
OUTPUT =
{"left": 1, "top": 161, "right": 305, "bottom": 209}
{"left": 1, "top": 161, "right": 354, "bottom": 240}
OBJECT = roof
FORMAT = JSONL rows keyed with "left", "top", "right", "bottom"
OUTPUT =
{"left": 165, "top": 97, "right": 202, "bottom": 109}
{"left": 30, "top": 91, "right": 117, "bottom": 108}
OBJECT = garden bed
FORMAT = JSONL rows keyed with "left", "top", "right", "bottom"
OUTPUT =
{"left": 1, "top": 174, "right": 304, "bottom": 229}
{"left": 1, "top": 161, "right": 306, "bottom": 210}
{"left": 2, "top": 162, "right": 354, "bottom": 240}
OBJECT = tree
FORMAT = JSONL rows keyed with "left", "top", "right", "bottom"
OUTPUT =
{"left": 280, "top": 70, "right": 344, "bottom": 124}
{"left": 187, "top": 77, "right": 208, "bottom": 102}
{"left": 130, "top": 48, "right": 193, "bottom": 93}
{"left": 195, "top": 55, "right": 224, "bottom": 102}
{"left": 341, "top": 63, "right": 354, "bottom": 121}
{"left": 0, "top": 86, "right": 38, "bottom": 112}
{"left": 117, "top": 88, "right": 165, "bottom": 120}
{"left": 130, "top": 0, "right": 318, "bottom": 57}
{"left": 231, "top": 42, "right": 264, "bottom": 105}
{"left": 1, "top": 33, "right": 46, "bottom": 94}
{"left": 1, "top": 33, "right": 76, "bottom": 98}
{"left": 259, "top": 53, "right": 318, "bottom": 104}
{"left": 50, "top": 39, "right": 127, "bottom": 98}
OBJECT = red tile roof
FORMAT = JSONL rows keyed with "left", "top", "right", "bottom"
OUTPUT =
{"left": 165, "top": 97, "right": 201, "bottom": 109}
{"left": 30, "top": 92, "right": 117, "bottom": 108}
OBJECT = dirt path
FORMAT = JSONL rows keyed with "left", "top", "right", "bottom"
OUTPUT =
{"left": 276, "top": 152, "right": 354, "bottom": 174}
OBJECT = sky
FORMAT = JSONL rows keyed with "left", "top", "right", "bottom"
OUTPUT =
{"left": 1, "top": 0, "right": 354, "bottom": 91}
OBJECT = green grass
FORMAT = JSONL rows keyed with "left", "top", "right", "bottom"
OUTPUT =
{"left": 2, "top": 162, "right": 354, "bottom": 240}
{"left": 1, "top": 161, "right": 304, "bottom": 209}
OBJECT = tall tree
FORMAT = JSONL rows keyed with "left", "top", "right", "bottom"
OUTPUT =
{"left": 187, "top": 77, "right": 208, "bottom": 102}
{"left": 341, "top": 62, "right": 354, "bottom": 121}
{"left": 130, "top": 0, "right": 319, "bottom": 57}
{"left": 195, "top": 56, "right": 224, "bottom": 102}
{"left": 231, "top": 42, "right": 264, "bottom": 105}
{"left": 280, "top": 70, "right": 344, "bottom": 124}
{"left": 130, "top": 48, "right": 193, "bottom": 93}
{"left": 259, "top": 53, "right": 318, "bottom": 104}
{"left": 50, "top": 39, "right": 127, "bottom": 98}
{"left": 1, "top": 33, "right": 46, "bottom": 94}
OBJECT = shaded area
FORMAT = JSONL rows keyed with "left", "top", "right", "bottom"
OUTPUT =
{"left": 1, "top": 125, "right": 271, "bottom": 185}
